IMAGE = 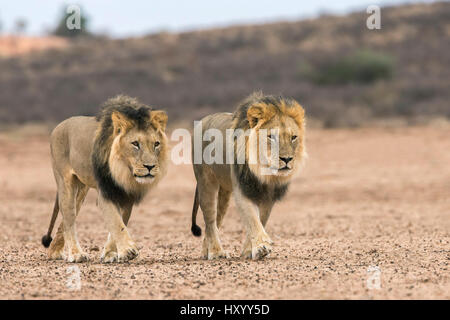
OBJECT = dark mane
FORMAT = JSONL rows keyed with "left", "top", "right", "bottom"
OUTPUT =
{"left": 92, "top": 95, "right": 151, "bottom": 208}
{"left": 96, "top": 95, "right": 152, "bottom": 130}
{"left": 232, "top": 92, "right": 295, "bottom": 203}
{"left": 234, "top": 163, "right": 289, "bottom": 204}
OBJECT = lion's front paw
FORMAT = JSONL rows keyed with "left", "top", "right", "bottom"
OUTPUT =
{"left": 48, "top": 248, "right": 64, "bottom": 260}
{"left": 116, "top": 243, "right": 139, "bottom": 263}
{"left": 251, "top": 241, "right": 272, "bottom": 260}
{"left": 63, "top": 251, "right": 89, "bottom": 263}
{"left": 242, "top": 235, "right": 273, "bottom": 260}
{"left": 241, "top": 246, "right": 252, "bottom": 259}
{"left": 202, "top": 238, "right": 228, "bottom": 260}
{"left": 203, "top": 249, "right": 229, "bottom": 260}
{"left": 100, "top": 249, "right": 118, "bottom": 263}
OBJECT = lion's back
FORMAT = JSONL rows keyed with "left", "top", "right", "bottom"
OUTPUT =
{"left": 192, "top": 112, "right": 234, "bottom": 190}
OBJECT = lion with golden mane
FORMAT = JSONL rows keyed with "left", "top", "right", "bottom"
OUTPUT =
{"left": 41, "top": 95, "right": 168, "bottom": 263}
{"left": 191, "top": 92, "right": 306, "bottom": 260}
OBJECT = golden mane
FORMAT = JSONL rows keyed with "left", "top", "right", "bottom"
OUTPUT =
{"left": 232, "top": 91, "right": 305, "bottom": 131}
{"left": 231, "top": 92, "right": 306, "bottom": 202}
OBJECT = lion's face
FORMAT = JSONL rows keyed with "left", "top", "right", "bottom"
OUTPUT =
{"left": 246, "top": 100, "right": 306, "bottom": 183}
{"left": 116, "top": 127, "right": 165, "bottom": 183}
{"left": 109, "top": 110, "right": 168, "bottom": 189}
{"left": 259, "top": 115, "right": 303, "bottom": 176}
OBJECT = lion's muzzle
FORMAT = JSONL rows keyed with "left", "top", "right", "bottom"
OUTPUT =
{"left": 133, "top": 164, "right": 159, "bottom": 183}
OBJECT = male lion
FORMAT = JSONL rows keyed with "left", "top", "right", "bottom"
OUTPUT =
{"left": 191, "top": 92, "right": 306, "bottom": 260}
{"left": 41, "top": 95, "right": 168, "bottom": 263}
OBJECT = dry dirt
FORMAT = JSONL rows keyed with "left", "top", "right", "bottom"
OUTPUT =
{"left": 0, "top": 126, "right": 448, "bottom": 299}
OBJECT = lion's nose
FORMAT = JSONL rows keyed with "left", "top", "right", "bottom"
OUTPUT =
{"left": 144, "top": 164, "right": 155, "bottom": 172}
{"left": 280, "top": 157, "right": 293, "bottom": 164}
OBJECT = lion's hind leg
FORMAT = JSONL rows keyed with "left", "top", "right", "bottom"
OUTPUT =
{"left": 49, "top": 183, "right": 89, "bottom": 260}
{"left": 216, "top": 187, "right": 231, "bottom": 229}
{"left": 56, "top": 174, "right": 89, "bottom": 263}
{"left": 198, "top": 179, "right": 228, "bottom": 260}
{"left": 48, "top": 223, "right": 64, "bottom": 260}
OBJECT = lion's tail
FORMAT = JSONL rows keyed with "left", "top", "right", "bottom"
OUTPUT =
{"left": 41, "top": 194, "right": 59, "bottom": 248}
{"left": 191, "top": 185, "right": 202, "bottom": 237}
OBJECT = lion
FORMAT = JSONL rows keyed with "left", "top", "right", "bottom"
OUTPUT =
{"left": 41, "top": 95, "right": 169, "bottom": 263}
{"left": 191, "top": 92, "right": 306, "bottom": 260}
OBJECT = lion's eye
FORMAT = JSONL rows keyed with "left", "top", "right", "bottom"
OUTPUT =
{"left": 291, "top": 135, "right": 298, "bottom": 142}
{"left": 131, "top": 141, "right": 140, "bottom": 149}
{"left": 154, "top": 141, "right": 160, "bottom": 148}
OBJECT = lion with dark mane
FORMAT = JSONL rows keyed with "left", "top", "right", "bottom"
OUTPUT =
{"left": 41, "top": 95, "right": 168, "bottom": 263}
{"left": 191, "top": 92, "right": 306, "bottom": 260}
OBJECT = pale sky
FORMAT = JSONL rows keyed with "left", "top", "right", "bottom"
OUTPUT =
{"left": 0, "top": 0, "right": 436, "bottom": 37}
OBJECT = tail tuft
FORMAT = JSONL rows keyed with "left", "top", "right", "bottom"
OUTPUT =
{"left": 191, "top": 185, "right": 201, "bottom": 237}
{"left": 42, "top": 193, "right": 59, "bottom": 248}
{"left": 41, "top": 234, "right": 53, "bottom": 248}
{"left": 191, "top": 224, "right": 202, "bottom": 237}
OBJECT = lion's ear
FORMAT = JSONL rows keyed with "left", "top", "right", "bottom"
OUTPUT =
{"left": 111, "top": 111, "right": 133, "bottom": 135}
{"left": 151, "top": 110, "right": 168, "bottom": 132}
{"left": 286, "top": 103, "right": 305, "bottom": 129}
{"left": 247, "top": 103, "right": 275, "bottom": 128}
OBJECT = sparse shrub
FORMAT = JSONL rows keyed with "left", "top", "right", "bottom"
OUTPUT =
{"left": 322, "top": 105, "right": 373, "bottom": 128}
{"left": 52, "top": 6, "right": 90, "bottom": 38}
{"left": 303, "top": 50, "right": 394, "bottom": 85}
{"left": 14, "top": 18, "right": 28, "bottom": 34}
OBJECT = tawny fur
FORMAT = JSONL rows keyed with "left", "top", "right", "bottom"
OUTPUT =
{"left": 42, "top": 95, "right": 169, "bottom": 263}
{"left": 191, "top": 92, "right": 306, "bottom": 260}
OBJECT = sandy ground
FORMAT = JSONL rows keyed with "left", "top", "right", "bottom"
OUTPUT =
{"left": 0, "top": 126, "right": 448, "bottom": 300}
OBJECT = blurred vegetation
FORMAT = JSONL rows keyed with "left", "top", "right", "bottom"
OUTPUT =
{"left": 14, "top": 18, "right": 28, "bottom": 34}
{"left": 52, "top": 6, "right": 90, "bottom": 38}
{"left": 300, "top": 50, "right": 394, "bottom": 85}
{"left": 0, "top": 2, "right": 449, "bottom": 127}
